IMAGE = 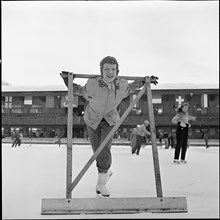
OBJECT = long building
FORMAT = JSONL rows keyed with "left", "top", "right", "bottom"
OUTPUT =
{"left": 2, "top": 83, "right": 219, "bottom": 139}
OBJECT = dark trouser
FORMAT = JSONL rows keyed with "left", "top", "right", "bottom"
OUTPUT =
{"left": 170, "top": 138, "right": 175, "bottom": 148}
{"left": 174, "top": 127, "right": 188, "bottom": 160}
{"left": 17, "top": 139, "right": 21, "bottom": 146}
{"left": 164, "top": 138, "right": 169, "bottom": 149}
{"left": 12, "top": 139, "right": 19, "bottom": 147}
{"left": 204, "top": 139, "right": 209, "bottom": 148}
{"left": 132, "top": 135, "right": 142, "bottom": 155}
{"left": 87, "top": 120, "right": 114, "bottom": 173}
{"left": 12, "top": 140, "right": 17, "bottom": 147}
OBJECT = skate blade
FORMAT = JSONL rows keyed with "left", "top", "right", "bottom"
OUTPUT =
{"left": 96, "top": 191, "right": 110, "bottom": 198}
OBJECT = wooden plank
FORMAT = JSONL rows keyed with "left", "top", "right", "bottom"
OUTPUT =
{"left": 60, "top": 71, "right": 146, "bottom": 81}
{"left": 69, "top": 84, "right": 147, "bottom": 192}
{"left": 145, "top": 76, "right": 163, "bottom": 197}
{"left": 41, "top": 197, "right": 187, "bottom": 215}
{"left": 66, "top": 72, "right": 74, "bottom": 199}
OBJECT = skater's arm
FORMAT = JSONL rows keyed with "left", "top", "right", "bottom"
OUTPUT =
{"left": 128, "top": 75, "right": 158, "bottom": 91}
{"left": 171, "top": 114, "right": 191, "bottom": 128}
{"left": 138, "top": 124, "right": 151, "bottom": 136}
{"left": 144, "top": 129, "right": 151, "bottom": 136}
{"left": 123, "top": 75, "right": 159, "bottom": 98}
{"left": 171, "top": 115, "right": 180, "bottom": 125}
{"left": 61, "top": 72, "right": 85, "bottom": 96}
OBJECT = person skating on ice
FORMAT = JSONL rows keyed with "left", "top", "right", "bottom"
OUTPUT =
{"left": 171, "top": 102, "right": 196, "bottom": 164}
{"left": 62, "top": 56, "right": 158, "bottom": 197}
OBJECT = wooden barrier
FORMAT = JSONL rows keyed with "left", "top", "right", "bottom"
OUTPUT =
{"left": 41, "top": 72, "right": 188, "bottom": 215}
{"left": 42, "top": 197, "right": 187, "bottom": 215}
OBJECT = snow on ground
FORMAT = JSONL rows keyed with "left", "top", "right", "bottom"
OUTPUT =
{"left": 2, "top": 143, "right": 219, "bottom": 219}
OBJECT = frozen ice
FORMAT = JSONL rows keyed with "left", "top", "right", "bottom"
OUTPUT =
{"left": 2, "top": 143, "right": 219, "bottom": 219}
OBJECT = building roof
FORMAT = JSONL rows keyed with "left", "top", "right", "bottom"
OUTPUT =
{"left": 152, "top": 83, "right": 219, "bottom": 90}
{"left": 2, "top": 84, "right": 68, "bottom": 92}
{"left": 2, "top": 83, "right": 219, "bottom": 92}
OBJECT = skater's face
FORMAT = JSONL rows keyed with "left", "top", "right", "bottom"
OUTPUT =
{"left": 144, "top": 121, "right": 149, "bottom": 127}
{"left": 182, "top": 105, "right": 188, "bottom": 113}
{"left": 102, "top": 63, "right": 117, "bottom": 83}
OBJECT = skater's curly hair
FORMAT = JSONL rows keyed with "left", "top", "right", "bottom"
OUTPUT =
{"left": 99, "top": 56, "right": 119, "bottom": 75}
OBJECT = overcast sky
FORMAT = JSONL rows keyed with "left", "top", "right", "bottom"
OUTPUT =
{"left": 2, "top": 1, "right": 219, "bottom": 86}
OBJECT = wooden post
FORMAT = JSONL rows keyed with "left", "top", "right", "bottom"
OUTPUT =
{"left": 66, "top": 72, "right": 73, "bottom": 199}
{"left": 145, "top": 76, "right": 163, "bottom": 197}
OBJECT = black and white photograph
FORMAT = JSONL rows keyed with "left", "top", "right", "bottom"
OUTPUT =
{"left": 2, "top": 0, "right": 219, "bottom": 219}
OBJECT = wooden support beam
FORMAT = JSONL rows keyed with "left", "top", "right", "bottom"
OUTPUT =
{"left": 66, "top": 72, "right": 73, "bottom": 199}
{"left": 41, "top": 197, "right": 187, "bottom": 215}
{"left": 60, "top": 72, "right": 146, "bottom": 81}
{"left": 145, "top": 76, "right": 163, "bottom": 197}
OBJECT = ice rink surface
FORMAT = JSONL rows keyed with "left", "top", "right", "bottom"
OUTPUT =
{"left": 2, "top": 143, "right": 219, "bottom": 219}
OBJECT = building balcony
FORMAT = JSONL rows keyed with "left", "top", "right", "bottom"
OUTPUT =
{"left": 1, "top": 114, "right": 219, "bottom": 127}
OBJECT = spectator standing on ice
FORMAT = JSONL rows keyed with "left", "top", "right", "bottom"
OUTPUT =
{"left": 202, "top": 132, "right": 209, "bottom": 148}
{"left": 56, "top": 130, "right": 63, "bottom": 147}
{"left": 130, "top": 126, "right": 138, "bottom": 154}
{"left": 163, "top": 131, "right": 169, "bottom": 149}
{"left": 170, "top": 130, "right": 177, "bottom": 148}
{"left": 29, "top": 131, "right": 33, "bottom": 146}
{"left": 171, "top": 102, "right": 196, "bottom": 164}
{"left": 131, "top": 120, "right": 151, "bottom": 155}
{"left": 158, "top": 131, "right": 163, "bottom": 147}
{"left": 18, "top": 130, "right": 23, "bottom": 146}
{"left": 62, "top": 56, "right": 158, "bottom": 197}
{"left": 11, "top": 131, "right": 15, "bottom": 141}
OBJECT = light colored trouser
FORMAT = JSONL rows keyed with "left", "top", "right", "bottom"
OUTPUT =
{"left": 87, "top": 120, "right": 114, "bottom": 173}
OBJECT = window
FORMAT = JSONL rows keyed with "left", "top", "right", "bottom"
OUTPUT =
{"left": 194, "top": 128, "right": 201, "bottom": 133}
{"left": 29, "top": 108, "right": 43, "bottom": 113}
{"left": 11, "top": 104, "right": 23, "bottom": 114}
{"left": 11, "top": 109, "right": 23, "bottom": 113}
{"left": 29, "top": 104, "right": 43, "bottom": 113}
{"left": 154, "top": 104, "right": 163, "bottom": 115}
{"left": 210, "top": 128, "right": 215, "bottom": 136}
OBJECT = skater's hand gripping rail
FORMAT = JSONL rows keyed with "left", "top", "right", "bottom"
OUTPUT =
{"left": 60, "top": 71, "right": 159, "bottom": 85}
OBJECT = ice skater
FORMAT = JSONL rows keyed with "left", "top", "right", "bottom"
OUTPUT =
{"left": 130, "top": 126, "right": 138, "bottom": 154}
{"left": 202, "top": 132, "right": 209, "bottom": 148}
{"left": 158, "top": 131, "right": 163, "bottom": 147}
{"left": 56, "top": 130, "right": 63, "bottom": 147}
{"left": 11, "top": 131, "right": 21, "bottom": 147}
{"left": 171, "top": 102, "right": 196, "bottom": 164}
{"left": 18, "top": 130, "right": 23, "bottom": 146}
{"left": 131, "top": 120, "right": 151, "bottom": 155}
{"left": 163, "top": 131, "right": 169, "bottom": 149}
{"left": 62, "top": 56, "right": 158, "bottom": 197}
